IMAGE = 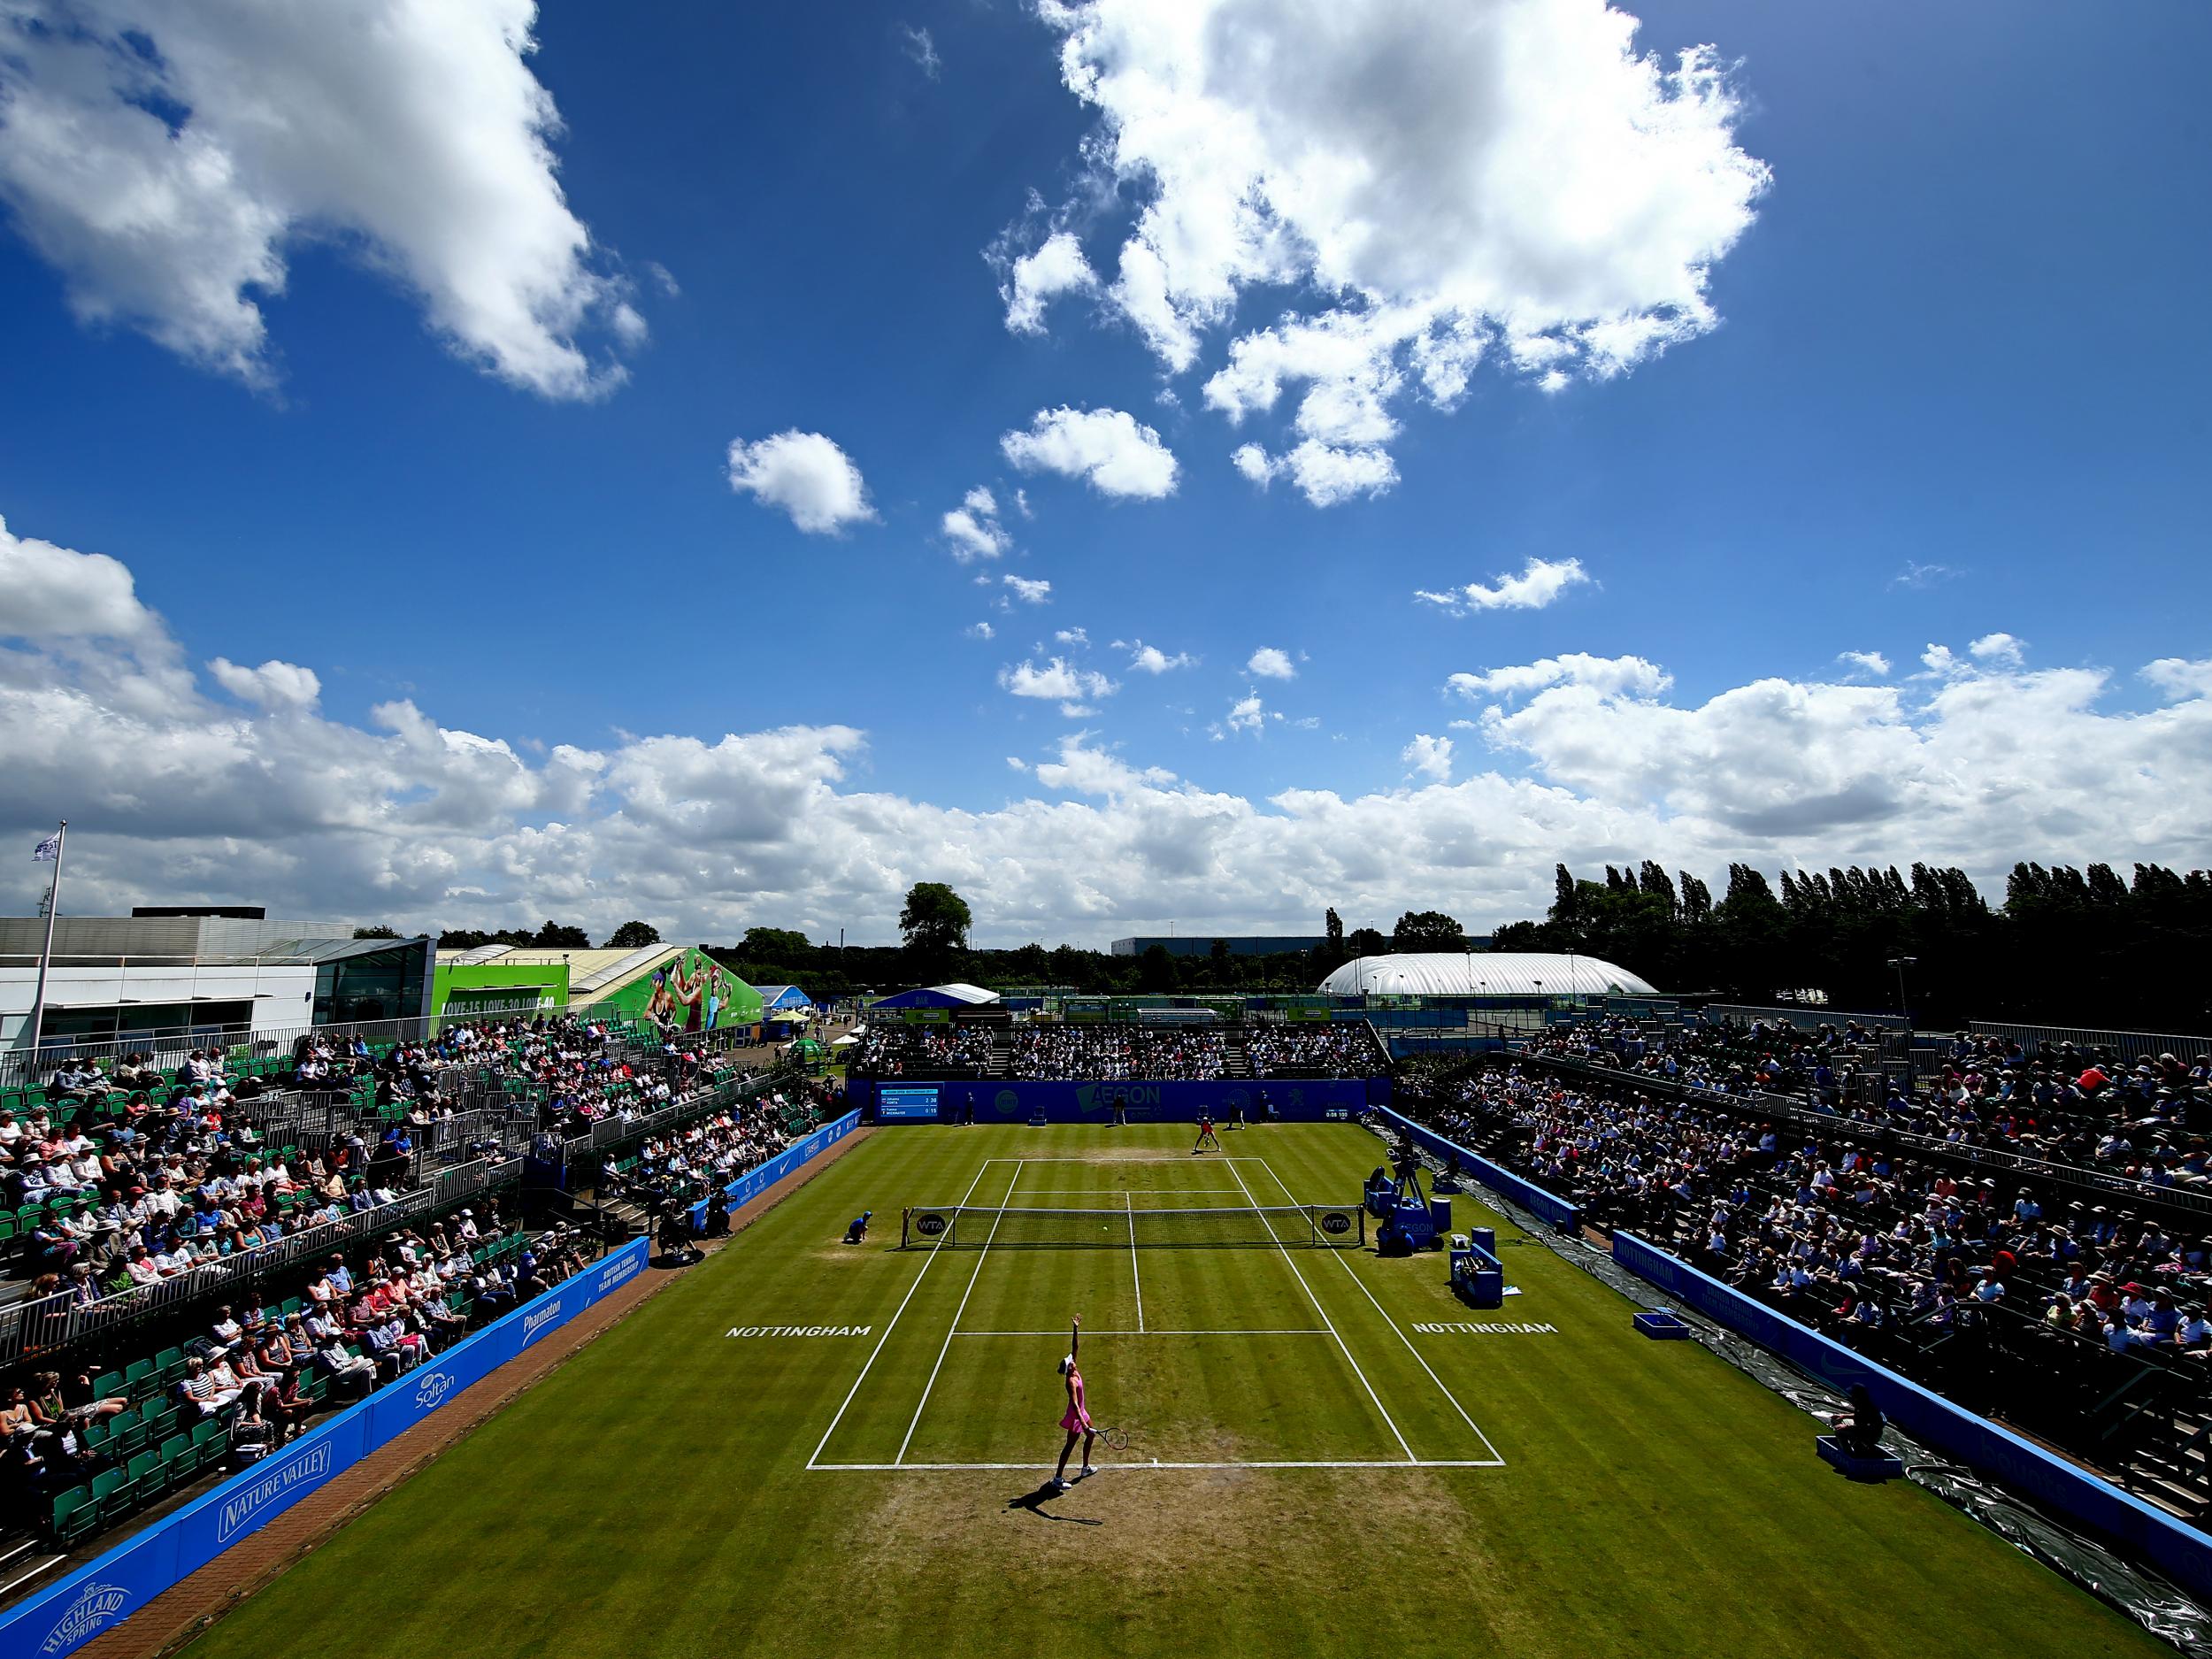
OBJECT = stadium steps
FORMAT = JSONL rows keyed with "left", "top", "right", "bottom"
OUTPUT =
{"left": 987, "top": 1032, "right": 1013, "bottom": 1079}
{"left": 1224, "top": 1035, "right": 1254, "bottom": 1079}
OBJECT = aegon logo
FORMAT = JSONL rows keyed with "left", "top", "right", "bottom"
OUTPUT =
{"left": 42, "top": 1580, "right": 129, "bottom": 1653}
{"left": 1081, "top": 1084, "right": 1160, "bottom": 1106}
{"left": 215, "top": 1441, "right": 334, "bottom": 1542}
{"left": 1319, "top": 1211, "right": 1353, "bottom": 1235}
{"left": 915, "top": 1214, "right": 947, "bottom": 1237}
{"left": 411, "top": 1370, "right": 457, "bottom": 1412}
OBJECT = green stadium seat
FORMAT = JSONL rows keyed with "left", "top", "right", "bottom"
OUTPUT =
{"left": 157, "top": 1432, "right": 194, "bottom": 1488}
{"left": 124, "top": 1448, "right": 161, "bottom": 1505}
{"left": 50, "top": 1484, "right": 98, "bottom": 1547}
{"left": 123, "top": 1357, "right": 155, "bottom": 1397}
{"left": 89, "top": 1464, "right": 130, "bottom": 1527}
{"left": 155, "top": 1347, "right": 187, "bottom": 1386}
{"left": 141, "top": 1403, "right": 179, "bottom": 1448}
{"left": 110, "top": 1404, "right": 146, "bottom": 1455}
{"left": 191, "top": 1417, "right": 226, "bottom": 1471}
{"left": 92, "top": 1368, "right": 124, "bottom": 1398}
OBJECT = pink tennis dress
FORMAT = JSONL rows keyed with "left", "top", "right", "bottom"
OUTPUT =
{"left": 1060, "top": 1365, "right": 1092, "bottom": 1433}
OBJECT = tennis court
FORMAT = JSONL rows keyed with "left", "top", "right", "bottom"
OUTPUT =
{"left": 173, "top": 1122, "right": 2169, "bottom": 1659}
{"left": 809, "top": 1151, "right": 1501, "bottom": 1471}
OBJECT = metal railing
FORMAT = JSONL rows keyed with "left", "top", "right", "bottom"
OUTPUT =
{"left": 0, "top": 1156, "right": 521, "bottom": 1368}
{"left": 1967, "top": 1019, "right": 2212, "bottom": 1067}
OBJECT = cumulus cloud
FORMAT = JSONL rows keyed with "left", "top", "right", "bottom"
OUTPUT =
{"left": 1415, "top": 557, "right": 1591, "bottom": 617}
{"left": 726, "top": 432, "right": 876, "bottom": 534}
{"left": 1837, "top": 650, "right": 1892, "bottom": 678}
{"left": 965, "top": 621, "right": 995, "bottom": 641}
{"left": 941, "top": 485, "right": 1012, "bottom": 561}
{"left": 1247, "top": 647, "right": 1296, "bottom": 680}
{"left": 998, "top": 657, "right": 1118, "bottom": 715}
{"left": 1055, "top": 626, "right": 1089, "bottom": 647}
{"left": 1001, "top": 406, "right": 1179, "bottom": 499}
{"left": 1118, "top": 640, "right": 1196, "bottom": 673}
{"left": 1448, "top": 652, "right": 1672, "bottom": 703}
{"left": 1000, "top": 230, "right": 1098, "bottom": 334}
{"left": 1892, "top": 561, "right": 1963, "bottom": 590}
{"left": 209, "top": 657, "right": 320, "bottom": 711}
{"left": 0, "top": 0, "right": 640, "bottom": 396}
{"left": 1401, "top": 733, "right": 1453, "bottom": 783}
{"left": 2145, "top": 658, "right": 2212, "bottom": 703}
{"left": 1970, "top": 632, "right": 2025, "bottom": 668}
{"left": 1005, "top": 0, "right": 1768, "bottom": 493}
{"left": 1004, "top": 575, "right": 1053, "bottom": 605}
{"left": 11, "top": 513, "right": 2211, "bottom": 948}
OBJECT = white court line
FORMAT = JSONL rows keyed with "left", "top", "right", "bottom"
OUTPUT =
{"left": 951, "top": 1336, "right": 1327, "bottom": 1345}
{"left": 1009, "top": 1187, "right": 1250, "bottom": 1194}
{"left": 1126, "top": 1191, "right": 1144, "bottom": 1332}
{"left": 895, "top": 1159, "right": 1024, "bottom": 1465}
{"left": 1223, "top": 1158, "right": 1415, "bottom": 1464}
{"left": 1256, "top": 1157, "right": 1504, "bottom": 1465}
{"left": 811, "top": 1460, "right": 1500, "bottom": 1472}
{"left": 807, "top": 1156, "right": 998, "bottom": 1469}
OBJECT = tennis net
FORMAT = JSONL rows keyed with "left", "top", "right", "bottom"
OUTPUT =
{"left": 900, "top": 1202, "right": 1365, "bottom": 1249}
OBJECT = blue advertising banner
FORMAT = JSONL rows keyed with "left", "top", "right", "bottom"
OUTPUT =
{"left": 0, "top": 1237, "right": 651, "bottom": 1659}
{"left": 688, "top": 1110, "right": 860, "bottom": 1228}
{"left": 1610, "top": 1231, "right": 2212, "bottom": 1602}
{"left": 1371, "top": 1103, "right": 1581, "bottom": 1233}
{"left": 847, "top": 1079, "right": 1379, "bottom": 1125}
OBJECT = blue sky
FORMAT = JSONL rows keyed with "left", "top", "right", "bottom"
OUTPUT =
{"left": 0, "top": 0, "right": 2206, "bottom": 945}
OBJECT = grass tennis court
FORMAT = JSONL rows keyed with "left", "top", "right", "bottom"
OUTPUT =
{"left": 181, "top": 1124, "right": 2163, "bottom": 1659}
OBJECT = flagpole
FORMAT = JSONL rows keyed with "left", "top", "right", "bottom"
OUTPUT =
{"left": 27, "top": 819, "right": 66, "bottom": 1058}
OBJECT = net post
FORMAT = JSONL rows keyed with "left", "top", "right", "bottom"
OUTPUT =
{"left": 900, "top": 1207, "right": 911, "bottom": 1250}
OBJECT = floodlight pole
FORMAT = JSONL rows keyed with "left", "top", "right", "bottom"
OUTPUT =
{"left": 27, "top": 819, "right": 67, "bottom": 1057}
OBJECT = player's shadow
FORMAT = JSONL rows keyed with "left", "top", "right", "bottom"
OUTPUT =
{"left": 1005, "top": 1481, "right": 1104, "bottom": 1525}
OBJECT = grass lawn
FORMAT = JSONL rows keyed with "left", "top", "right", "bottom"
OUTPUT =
{"left": 181, "top": 1124, "right": 2165, "bottom": 1659}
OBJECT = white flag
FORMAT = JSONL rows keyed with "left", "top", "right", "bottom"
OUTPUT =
{"left": 32, "top": 833, "right": 60, "bottom": 861}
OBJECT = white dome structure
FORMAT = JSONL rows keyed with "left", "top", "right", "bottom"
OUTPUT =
{"left": 1317, "top": 952, "right": 1655, "bottom": 998}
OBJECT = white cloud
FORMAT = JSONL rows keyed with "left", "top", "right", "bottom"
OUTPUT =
{"left": 2145, "top": 658, "right": 2212, "bottom": 702}
{"left": 1000, "top": 230, "right": 1098, "bottom": 334}
{"left": 1007, "top": 0, "right": 1768, "bottom": 490}
{"left": 965, "top": 621, "right": 995, "bottom": 641}
{"left": 1837, "top": 650, "right": 1891, "bottom": 678}
{"left": 1004, "top": 575, "right": 1053, "bottom": 605}
{"left": 1055, "top": 626, "right": 1090, "bottom": 647}
{"left": 899, "top": 24, "right": 942, "bottom": 79}
{"left": 1401, "top": 733, "right": 1453, "bottom": 783}
{"left": 1969, "top": 632, "right": 2025, "bottom": 668}
{"left": 0, "top": 514, "right": 160, "bottom": 641}
{"left": 1222, "top": 693, "right": 1269, "bottom": 736}
{"left": 726, "top": 432, "right": 876, "bottom": 534}
{"left": 1247, "top": 647, "right": 1296, "bottom": 680}
{"left": 1118, "top": 640, "right": 1196, "bottom": 673}
{"left": 998, "top": 657, "right": 1118, "bottom": 710}
{"left": 941, "top": 496, "right": 1012, "bottom": 562}
{"left": 1231, "top": 438, "right": 1399, "bottom": 507}
{"left": 209, "top": 657, "right": 320, "bottom": 711}
{"left": 1033, "top": 733, "right": 1176, "bottom": 795}
{"left": 1448, "top": 653, "right": 1671, "bottom": 703}
{"left": 14, "top": 511, "right": 2212, "bottom": 949}
{"left": 0, "top": 1, "right": 639, "bottom": 396}
{"left": 1001, "top": 406, "right": 1179, "bottom": 500}
{"left": 1415, "top": 557, "right": 1591, "bottom": 617}
{"left": 1892, "top": 561, "right": 1963, "bottom": 590}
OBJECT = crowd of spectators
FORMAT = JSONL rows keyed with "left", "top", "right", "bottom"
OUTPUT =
{"left": 1402, "top": 1064, "right": 2212, "bottom": 1391}
{"left": 1243, "top": 1023, "right": 1386, "bottom": 1077}
{"left": 0, "top": 1198, "right": 595, "bottom": 1529}
{"left": 853, "top": 1019, "right": 1388, "bottom": 1082}
{"left": 597, "top": 1081, "right": 818, "bottom": 1212}
{"left": 850, "top": 1025, "right": 995, "bottom": 1079}
{"left": 1010, "top": 1025, "right": 1228, "bottom": 1081}
{"left": 1525, "top": 1014, "right": 2212, "bottom": 1186}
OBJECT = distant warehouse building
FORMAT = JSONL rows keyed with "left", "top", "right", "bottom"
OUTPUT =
{"left": 1112, "top": 933, "right": 1494, "bottom": 958}
{"left": 1111, "top": 935, "right": 1327, "bottom": 958}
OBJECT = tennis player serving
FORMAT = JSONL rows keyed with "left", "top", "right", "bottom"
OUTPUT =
{"left": 1053, "top": 1316, "right": 1096, "bottom": 1491}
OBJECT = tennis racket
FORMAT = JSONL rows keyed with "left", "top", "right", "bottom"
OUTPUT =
{"left": 1094, "top": 1424, "right": 1131, "bottom": 1452}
